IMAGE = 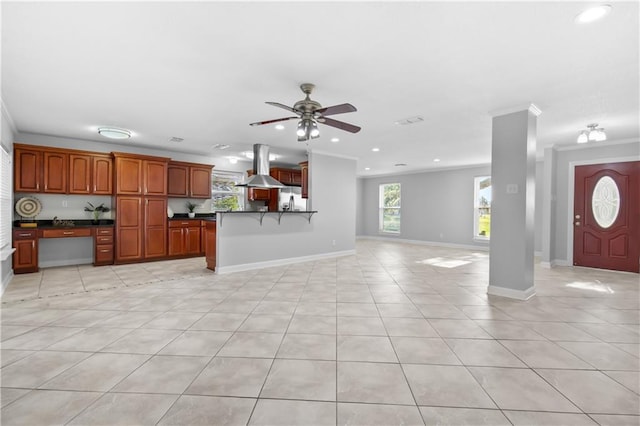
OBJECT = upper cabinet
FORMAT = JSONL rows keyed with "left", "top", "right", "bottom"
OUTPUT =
{"left": 14, "top": 147, "right": 42, "bottom": 192}
{"left": 92, "top": 155, "right": 113, "bottom": 195}
{"left": 113, "top": 153, "right": 169, "bottom": 195}
{"left": 167, "top": 161, "right": 213, "bottom": 199}
{"left": 14, "top": 144, "right": 113, "bottom": 195}
{"left": 270, "top": 167, "right": 302, "bottom": 186}
{"left": 299, "top": 161, "right": 308, "bottom": 198}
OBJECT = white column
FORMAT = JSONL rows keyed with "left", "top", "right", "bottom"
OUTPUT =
{"left": 488, "top": 104, "right": 541, "bottom": 300}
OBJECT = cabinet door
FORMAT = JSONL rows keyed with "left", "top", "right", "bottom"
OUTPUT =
{"left": 190, "top": 166, "right": 212, "bottom": 198}
{"left": 13, "top": 239, "right": 38, "bottom": 272}
{"left": 92, "top": 156, "right": 113, "bottom": 195}
{"left": 168, "top": 228, "right": 185, "bottom": 256}
{"left": 69, "top": 154, "right": 91, "bottom": 194}
{"left": 291, "top": 170, "right": 302, "bottom": 186}
{"left": 116, "top": 157, "right": 143, "bottom": 195}
{"left": 205, "top": 222, "right": 216, "bottom": 271}
{"left": 248, "top": 188, "right": 271, "bottom": 201}
{"left": 144, "top": 197, "right": 167, "bottom": 258}
{"left": 144, "top": 160, "right": 167, "bottom": 195}
{"left": 167, "top": 164, "right": 189, "bottom": 197}
{"left": 185, "top": 226, "right": 201, "bottom": 254}
{"left": 14, "top": 148, "right": 42, "bottom": 192}
{"left": 200, "top": 222, "right": 206, "bottom": 255}
{"left": 115, "top": 196, "right": 143, "bottom": 261}
{"left": 299, "top": 161, "right": 309, "bottom": 199}
{"left": 43, "top": 151, "right": 67, "bottom": 193}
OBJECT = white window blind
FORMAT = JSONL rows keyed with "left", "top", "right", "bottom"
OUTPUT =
{"left": 0, "top": 146, "right": 12, "bottom": 251}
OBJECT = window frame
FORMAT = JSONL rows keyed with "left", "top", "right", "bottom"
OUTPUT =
{"left": 210, "top": 169, "right": 245, "bottom": 212}
{"left": 379, "top": 183, "right": 401, "bottom": 234}
{"left": 473, "top": 175, "right": 491, "bottom": 241}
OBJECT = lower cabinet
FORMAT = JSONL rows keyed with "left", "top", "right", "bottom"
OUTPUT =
{"left": 94, "top": 227, "right": 114, "bottom": 265}
{"left": 168, "top": 220, "right": 202, "bottom": 257}
{"left": 12, "top": 229, "right": 38, "bottom": 274}
{"left": 115, "top": 196, "right": 167, "bottom": 262}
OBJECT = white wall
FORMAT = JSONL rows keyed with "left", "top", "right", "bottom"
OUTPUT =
{"left": 216, "top": 151, "right": 356, "bottom": 272}
{"left": 358, "top": 165, "right": 493, "bottom": 249}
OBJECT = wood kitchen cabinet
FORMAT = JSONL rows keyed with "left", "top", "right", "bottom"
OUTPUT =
{"left": 94, "top": 227, "right": 114, "bottom": 265}
{"left": 168, "top": 219, "right": 201, "bottom": 256}
{"left": 144, "top": 197, "right": 167, "bottom": 258}
{"left": 92, "top": 155, "right": 113, "bottom": 195}
{"left": 69, "top": 154, "right": 91, "bottom": 194}
{"left": 167, "top": 161, "right": 213, "bottom": 198}
{"left": 270, "top": 168, "right": 302, "bottom": 186}
{"left": 12, "top": 229, "right": 38, "bottom": 274}
{"left": 43, "top": 151, "right": 68, "bottom": 193}
{"left": 14, "top": 144, "right": 114, "bottom": 195}
{"left": 205, "top": 220, "right": 216, "bottom": 271}
{"left": 299, "top": 161, "right": 308, "bottom": 198}
{"left": 114, "top": 155, "right": 143, "bottom": 195}
{"left": 248, "top": 188, "right": 271, "bottom": 201}
{"left": 144, "top": 160, "right": 168, "bottom": 196}
{"left": 115, "top": 196, "right": 143, "bottom": 261}
{"left": 14, "top": 147, "right": 42, "bottom": 192}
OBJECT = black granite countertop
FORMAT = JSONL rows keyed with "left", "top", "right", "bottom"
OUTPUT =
{"left": 13, "top": 219, "right": 115, "bottom": 229}
{"left": 169, "top": 213, "right": 216, "bottom": 220}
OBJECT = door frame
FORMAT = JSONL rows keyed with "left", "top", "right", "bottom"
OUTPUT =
{"left": 567, "top": 155, "right": 640, "bottom": 269}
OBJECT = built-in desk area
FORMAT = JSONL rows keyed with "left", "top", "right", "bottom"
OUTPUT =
{"left": 12, "top": 220, "right": 115, "bottom": 274}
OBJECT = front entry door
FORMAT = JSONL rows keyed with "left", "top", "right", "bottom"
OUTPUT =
{"left": 574, "top": 161, "right": 639, "bottom": 273}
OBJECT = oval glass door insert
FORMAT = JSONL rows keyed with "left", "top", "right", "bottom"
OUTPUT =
{"left": 592, "top": 176, "right": 620, "bottom": 228}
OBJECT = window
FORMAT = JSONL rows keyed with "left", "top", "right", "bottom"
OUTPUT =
{"left": 379, "top": 183, "right": 401, "bottom": 233}
{"left": 211, "top": 170, "right": 245, "bottom": 211}
{"left": 474, "top": 176, "right": 491, "bottom": 239}
{"left": 0, "top": 146, "right": 11, "bottom": 253}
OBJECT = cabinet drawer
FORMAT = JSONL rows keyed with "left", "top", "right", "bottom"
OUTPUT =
{"left": 95, "top": 235, "right": 113, "bottom": 244}
{"left": 95, "top": 227, "right": 114, "bottom": 236}
{"left": 95, "top": 244, "right": 114, "bottom": 263}
{"left": 41, "top": 228, "right": 92, "bottom": 238}
{"left": 13, "top": 230, "right": 37, "bottom": 240}
{"left": 169, "top": 220, "right": 201, "bottom": 228}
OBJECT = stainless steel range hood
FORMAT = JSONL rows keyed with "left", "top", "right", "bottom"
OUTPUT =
{"left": 237, "top": 144, "right": 285, "bottom": 188}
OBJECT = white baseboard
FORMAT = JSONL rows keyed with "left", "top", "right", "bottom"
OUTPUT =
{"left": 487, "top": 285, "right": 536, "bottom": 300}
{"left": 216, "top": 249, "right": 356, "bottom": 274}
{"left": 553, "top": 259, "right": 571, "bottom": 267}
{"left": 357, "top": 235, "right": 490, "bottom": 251}
{"left": 1, "top": 270, "right": 14, "bottom": 296}
{"left": 39, "top": 258, "right": 93, "bottom": 268}
{"left": 540, "top": 261, "right": 552, "bottom": 269}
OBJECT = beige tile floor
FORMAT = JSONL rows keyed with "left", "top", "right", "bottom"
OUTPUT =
{"left": 1, "top": 239, "right": 638, "bottom": 425}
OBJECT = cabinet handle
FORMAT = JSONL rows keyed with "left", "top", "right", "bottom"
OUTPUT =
{"left": 86, "top": 185, "right": 89, "bottom": 192}
{"left": 63, "top": 231, "right": 74, "bottom": 235}
{"left": 94, "top": 185, "right": 97, "bottom": 192}
{"left": 19, "top": 233, "right": 32, "bottom": 237}
{"left": 100, "top": 249, "right": 111, "bottom": 253}
{"left": 181, "top": 222, "right": 189, "bottom": 225}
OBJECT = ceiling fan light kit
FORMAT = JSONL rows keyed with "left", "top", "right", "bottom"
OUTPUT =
{"left": 250, "top": 83, "right": 361, "bottom": 142}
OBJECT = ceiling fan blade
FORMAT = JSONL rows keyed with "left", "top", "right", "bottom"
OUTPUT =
{"left": 265, "top": 102, "right": 302, "bottom": 114}
{"left": 315, "top": 103, "right": 357, "bottom": 116}
{"left": 319, "top": 117, "right": 361, "bottom": 133}
{"left": 249, "top": 116, "right": 298, "bottom": 127}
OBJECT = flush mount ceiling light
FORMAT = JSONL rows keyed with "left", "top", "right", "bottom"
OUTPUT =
{"left": 577, "top": 123, "right": 607, "bottom": 143}
{"left": 575, "top": 4, "right": 612, "bottom": 23}
{"left": 98, "top": 127, "right": 131, "bottom": 139}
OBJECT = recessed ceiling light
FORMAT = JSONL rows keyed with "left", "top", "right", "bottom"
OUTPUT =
{"left": 433, "top": 158, "right": 441, "bottom": 162}
{"left": 275, "top": 124, "right": 285, "bottom": 130}
{"left": 372, "top": 148, "right": 380, "bottom": 152}
{"left": 228, "top": 157, "right": 238, "bottom": 164}
{"left": 98, "top": 127, "right": 131, "bottom": 139}
{"left": 364, "top": 167, "right": 371, "bottom": 171}
{"left": 575, "top": 4, "right": 612, "bottom": 23}
{"left": 331, "top": 137, "right": 340, "bottom": 143}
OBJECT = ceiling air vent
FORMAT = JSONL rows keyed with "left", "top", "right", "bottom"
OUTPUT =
{"left": 394, "top": 116, "right": 424, "bottom": 125}
{"left": 168, "top": 137, "right": 184, "bottom": 143}
{"left": 212, "top": 143, "right": 230, "bottom": 150}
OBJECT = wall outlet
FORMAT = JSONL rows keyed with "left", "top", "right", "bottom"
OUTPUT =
{"left": 62, "top": 200, "right": 68, "bottom": 207}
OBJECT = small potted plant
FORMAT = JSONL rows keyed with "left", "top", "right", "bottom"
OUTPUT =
{"left": 84, "top": 202, "right": 110, "bottom": 223}
{"left": 186, "top": 201, "right": 198, "bottom": 218}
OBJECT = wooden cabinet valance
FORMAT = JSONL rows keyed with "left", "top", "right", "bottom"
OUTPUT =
{"left": 167, "top": 161, "right": 213, "bottom": 199}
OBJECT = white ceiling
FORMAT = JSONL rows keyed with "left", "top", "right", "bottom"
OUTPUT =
{"left": 2, "top": 1, "right": 638, "bottom": 176}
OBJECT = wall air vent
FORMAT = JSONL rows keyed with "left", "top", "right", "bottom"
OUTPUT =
{"left": 394, "top": 116, "right": 424, "bottom": 125}
{"left": 168, "top": 137, "right": 184, "bottom": 143}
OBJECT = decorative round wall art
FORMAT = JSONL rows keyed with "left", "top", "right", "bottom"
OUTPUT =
{"left": 15, "top": 196, "right": 42, "bottom": 218}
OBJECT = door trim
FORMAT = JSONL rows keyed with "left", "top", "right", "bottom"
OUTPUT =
{"left": 567, "top": 156, "right": 640, "bottom": 268}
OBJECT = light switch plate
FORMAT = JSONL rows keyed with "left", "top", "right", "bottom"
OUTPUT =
{"left": 506, "top": 184, "right": 519, "bottom": 194}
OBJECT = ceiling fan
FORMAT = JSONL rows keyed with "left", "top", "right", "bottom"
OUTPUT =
{"left": 249, "top": 83, "right": 361, "bottom": 141}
